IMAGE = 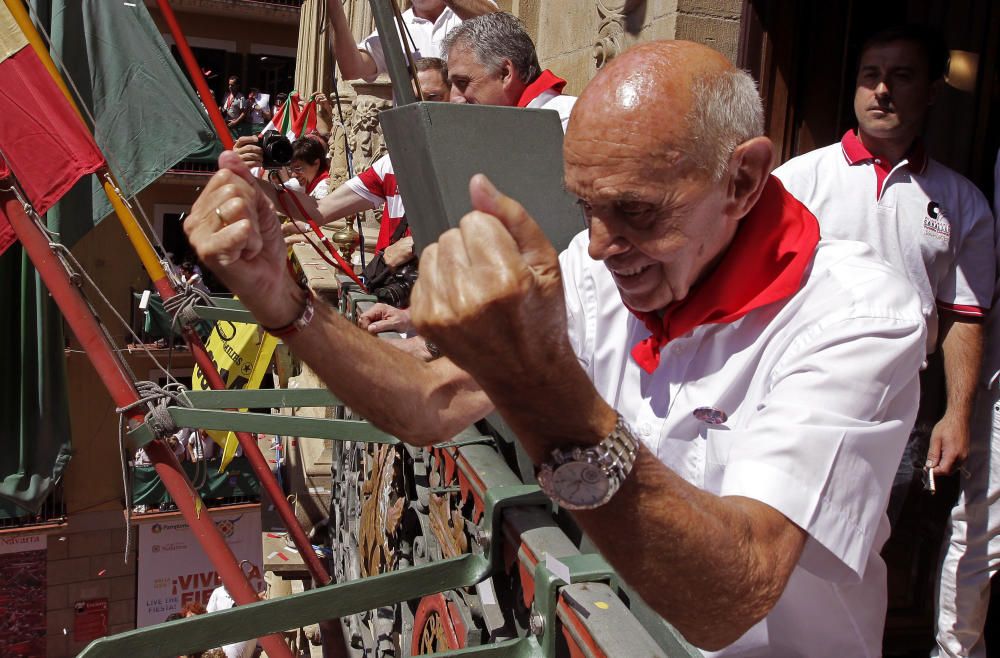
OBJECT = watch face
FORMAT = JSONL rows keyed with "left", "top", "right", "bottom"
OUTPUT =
{"left": 552, "top": 461, "right": 610, "bottom": 508}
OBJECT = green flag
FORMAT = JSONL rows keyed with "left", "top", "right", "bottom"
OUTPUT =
{"left": 28, "top": 0, "right": 220, "bottom": 246}
{"left": 0, "top": 246, "right": 73, "bottom": 519}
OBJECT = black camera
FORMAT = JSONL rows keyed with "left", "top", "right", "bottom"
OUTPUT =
{"left": 373, "top": 264, "right": 419, "bottom": 308}
{"left": 260, "top": 129, "right": 293, "bottom": 169}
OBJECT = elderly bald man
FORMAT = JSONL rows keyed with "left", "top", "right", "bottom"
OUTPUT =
{"left": 184, "top": 41, "right": 925, "bottom": 655}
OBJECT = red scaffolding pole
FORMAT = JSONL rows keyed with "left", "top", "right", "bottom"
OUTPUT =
{"left": 8, "top": 0, "right": 333, "bottom": 586}
{"left": 0, "top": 181, "right": 294, "bottom": 658}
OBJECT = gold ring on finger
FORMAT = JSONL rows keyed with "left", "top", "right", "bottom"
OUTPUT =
{"left": 215, "top": 206, "right": 229, "bottom": 226}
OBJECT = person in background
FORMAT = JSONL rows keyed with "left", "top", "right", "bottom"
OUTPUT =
{"left": 271, "top": 91, "right": 288, "bottom": 118}
{"left": 289, "top": 134, "right": 332, "bottom": 200}
{"left": 773, "top": 28, "right": 996, "bottom": 656}
{"left": 206, "top": 584, "right": 258, "bottom": 658}
{"left": 221, "top": 76, "right": 249, "bottom": 139}
{"left": 186, "top": 429, "right": 215, "bottom": 463}
{"left": 180, "top": 601, "right": 207, "bottom": 617}
{"left": 245, "top": 88, "right": 271, "bottom": 136}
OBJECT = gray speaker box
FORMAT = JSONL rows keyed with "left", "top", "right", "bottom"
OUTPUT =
{"left": 378, "top": 102, "right": 584, "bottom": 254}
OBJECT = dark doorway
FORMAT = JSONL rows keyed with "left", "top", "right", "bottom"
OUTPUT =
{"left": 246, "top": 54, "right": 296, "bottom": 99}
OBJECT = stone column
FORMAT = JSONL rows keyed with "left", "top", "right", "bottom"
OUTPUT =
{"left": 293, "top": 0, "right": 335, "bottom": 98}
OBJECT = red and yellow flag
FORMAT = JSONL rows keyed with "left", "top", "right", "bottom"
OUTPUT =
{"left": 0, "top": 1, "right": 104, "bottom": 254}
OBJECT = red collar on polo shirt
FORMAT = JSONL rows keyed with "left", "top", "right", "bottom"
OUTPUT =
{"left": 629, "top": 176, "right": 820, "bottom": 374}
{"left": 517, "top": 70, "right": 567, "bottom": 108}
{"left": 841, "top": 130, "right": 928, "bottom": 199}
{"left": 305, "top": 169, "right": 330, "bottom": 195}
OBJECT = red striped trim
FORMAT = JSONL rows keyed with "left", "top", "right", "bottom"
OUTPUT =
{"left": 937, "top": 301, "right": 987, "bottom": 318}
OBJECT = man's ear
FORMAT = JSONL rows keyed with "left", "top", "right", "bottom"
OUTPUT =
{"left": 725, "top": 137, "right": 774, "bottom": 220}
{"left": 499, "top": 58, "right": 516, "bottom": 89}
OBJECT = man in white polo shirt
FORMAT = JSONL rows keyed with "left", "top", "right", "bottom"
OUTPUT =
{"left": 774, "top": 26, "right": 996, "bottom": 657}
{"left": 326, "top": 0, "right": 497, "bottom": 83}
{"left": 774, "top": 25, "right": 994, "bottom": 486}
{"left": 186, "top": 41, "right": 925, "bottom": 655}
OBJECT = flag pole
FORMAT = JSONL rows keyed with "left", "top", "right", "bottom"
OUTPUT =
{"left": 0, "top": 179, "right": 294, "bottom": 658}
{"left": 154, "top": 0, "right": 234, "bottom": 149}
{"left": 5, "top": 0, "right": 333, "bottom": 587}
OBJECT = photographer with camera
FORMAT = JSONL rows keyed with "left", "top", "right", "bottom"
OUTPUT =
{"left": 231, "top": 59, "right": 450, "bottom": 273}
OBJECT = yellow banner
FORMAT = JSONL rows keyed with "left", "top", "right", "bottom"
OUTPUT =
{"left": 192, "top": 317, "right": 278, "bottom": 471}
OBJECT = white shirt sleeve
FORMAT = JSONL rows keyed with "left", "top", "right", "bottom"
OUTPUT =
{"left": 559, "top": 230, "right": 596, "bottom": 370}
{"left": 358, "top": 30, "right": 387, "bottom": 81}
{"left": 936, "top": 180, "right": 996, "bottom": 314}
{"left": 708, "top": 309, "right": 924, "bottom": 582}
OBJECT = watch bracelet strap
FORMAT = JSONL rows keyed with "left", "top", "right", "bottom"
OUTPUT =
{"left": 261, "top": 287, "right": 315, "bottom": 338}
{"left": 601, "top": 413, "right": 640, "bottom": 479}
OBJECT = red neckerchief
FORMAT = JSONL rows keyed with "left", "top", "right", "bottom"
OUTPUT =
{"left": 516, "top": 70, "right": 567, "bottom": 108}
{"left": 305, "top": 169, "right": 330, "bottom": 196}
{"left": 630, "top": 176, "right": 820, "bottom": 374}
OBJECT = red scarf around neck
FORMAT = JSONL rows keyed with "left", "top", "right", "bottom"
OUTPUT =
{"left": 305, "top": 168, "right": 330, "bottom": 196}
{"left": 630, "top": 176, "right": 820, "bottom": 373}
{"left": 517, "top": 70, "right": 567, "bottom": 108}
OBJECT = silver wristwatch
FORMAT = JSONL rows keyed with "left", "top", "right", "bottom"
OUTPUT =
{"left": 536, "top": 414, "right": 640, "bottom": 510}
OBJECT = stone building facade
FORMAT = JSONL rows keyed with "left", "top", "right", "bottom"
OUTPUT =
{"left": 294, "top": 0, "right": 741, "bottom": 211}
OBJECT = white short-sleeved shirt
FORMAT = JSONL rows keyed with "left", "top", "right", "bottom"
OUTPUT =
{"left": 357, "top": 3, "right": 496, "bottom": 80}
{"left": 560, "top": 229, "right": 925, "bottom": 655}
{"left": 774, "top": 131, "right": 995, "bottom": 352}
{"left": 206, "top": 587, "right": 256, "bottom": 658}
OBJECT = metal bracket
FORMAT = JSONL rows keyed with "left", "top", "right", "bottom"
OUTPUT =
{"left": 127, "top": 407, "right": 399, "bottom": 449}
{"left": 531, "top": 553, "right": 617, "bottom": 656}
{"left": 192, "top": 304, "right": 257, "bottom": 323}
{"left": 181, "top": 387, "right": 340, "bottom": 409}
{"left": 193, "top": 296, "right": 255, "bottom": 323}
{"left": 481, "top": 484, "right": 550, "bottom": 574}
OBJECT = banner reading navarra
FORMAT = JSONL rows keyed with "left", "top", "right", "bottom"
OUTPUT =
{"left": 192, "top": 316, "right": 278, "bottom": 470}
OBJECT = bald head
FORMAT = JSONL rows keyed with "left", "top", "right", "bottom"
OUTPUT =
{"left": 569, "top": 41, "right": 763, "bottom": 181}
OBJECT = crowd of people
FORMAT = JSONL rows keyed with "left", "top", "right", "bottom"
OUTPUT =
{"left": 180, "top": 2, "right": 998, "bottom": 656}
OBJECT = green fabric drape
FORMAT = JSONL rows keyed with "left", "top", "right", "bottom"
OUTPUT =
{"left": 0, "top": 245, "right": 73, "bottom": 519}
{"left": 28, "top": 0, "right": 220, "bottom": 247}
{"left": 131, "top": 456, "right": 260, "bottom": 507}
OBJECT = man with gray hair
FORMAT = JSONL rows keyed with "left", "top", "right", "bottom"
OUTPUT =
{"left": 442, "top": 11, "right": 576, "bottom": 130}
{"left": 184, "top": 40, "right": 924, "bottom": 655}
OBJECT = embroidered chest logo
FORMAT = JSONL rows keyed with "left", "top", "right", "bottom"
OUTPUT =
{"left": 923, "top": 201, "right": 950, "bottom": 242}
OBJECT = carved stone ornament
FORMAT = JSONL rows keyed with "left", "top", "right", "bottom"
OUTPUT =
{"left": 594, "top": 0, "right": 644, "bottom": 69}
{"left": 349, "top": 94, "right": 392, "bottom": 172}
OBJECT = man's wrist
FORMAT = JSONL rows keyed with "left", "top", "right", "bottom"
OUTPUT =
{"left": 251, "top": 279, "right": 310, "bottom": 331}
{"left": 489, "top": 365, "right": 617, "bottom": 463}
{"left": 261, "top": 287, "right": 315, "bottom": 339}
